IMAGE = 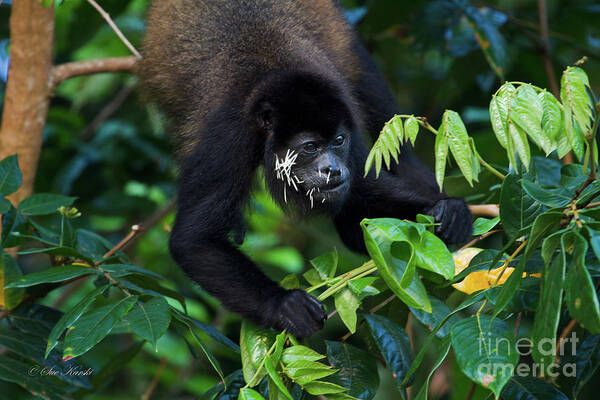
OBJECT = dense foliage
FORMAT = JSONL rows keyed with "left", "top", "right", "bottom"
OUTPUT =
{"left": 2, "top": 1, "right": 600, "bottom": 400}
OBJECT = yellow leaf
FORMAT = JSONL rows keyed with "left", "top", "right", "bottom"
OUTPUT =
{"left": 451, "top": 248, "right": 539, "bottom": 295}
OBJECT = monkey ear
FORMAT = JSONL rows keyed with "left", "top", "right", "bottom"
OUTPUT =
{"left": 256, "top": 101, "right": 274, "bottom": 134}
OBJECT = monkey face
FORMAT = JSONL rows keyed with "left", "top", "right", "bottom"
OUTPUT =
{"left": 267, "top": 127, "right": 352, "bottom": 212}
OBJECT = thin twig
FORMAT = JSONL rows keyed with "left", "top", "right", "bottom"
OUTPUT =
{"left": 536, "top": 0, "right": 560, "bottom": 97}
{"left": 555, "top": 319, "right": 577, "bottom": 365}
{"left": 458, "top": 229, "right": 502, "bottom": 252}
{"left": 102, "top": 224, "right": 143, "bottom": 260}
{"left": 121, "top": 200, "right": 177, "bottom": 252}
{"left": 141, "top": 357, "right": 167, "bottom": 400}
{"left": 81, "top": 84, "right": 136, "bottom": 140}
{"left": 49, "top": 56, "right": 137, "bottom": 91}
{"left": 86, "top": 0, "right": 141, "bottom": 58}
{"left": 465, "top": 382, "right": 476, "bottom": 400}
{"left": 514, "top": 312, "right": 522, "bottom": 338}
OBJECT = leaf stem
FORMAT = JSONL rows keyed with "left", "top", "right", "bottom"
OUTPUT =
{"left": 316, "top": 261, "right": 377, "bottom": 301}
{"left": 476, "top": 154, "right": 506, "bottom": 180}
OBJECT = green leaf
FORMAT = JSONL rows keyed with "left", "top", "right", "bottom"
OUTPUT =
{"left": 0, "top": 252, "right": 24, "bottom": 310}
{"left": 472, "top": 217, "right": 500, "bottom": 236}
{"left": 124, "top": 297, "right": 171, "bottom": 350}
{"left": 4, "top": 265, "right": 99, "bottom": 288}
{"left": 502, "top": 376, "right": 568, "bottom": 400}
{"left": 573, "top": 334, "right": 600, "bottom": 398}
{"left": 561, "top": 66, "right": 594, "bottom": 142}
{"left": 240, "top": 321, "right": 275, "bottom": 387}
{"left": 365, "top": 314, "right": 412, "bottom": 391}
{"left": 442, "top": 110, "right": 473, "bottom": 185}
{"left": 434, "top": 133, "right": 449, "bottom": 191}
{"left": 0, "top": 354, "right": 65, "bottom": 400}
{"left": 62, "top": 295, "right": 137, "bottom": 360}
{"left": 450, "top": 314, "right": 518, "bottom": 397}
{"left": 508, "top": 121, "right": 531, "bottom": 170}
{"left": 365, "top": 115, "right": 404, "bottom": 178}
{"left": 326, "top": 340, "right": 379, "bottom": 400}
{"left": 281, "top": 345, "right": 325, "bottom": 364}
{"left": 361, "top": 220, "right": 430, "bottom": 312}
{"left": 404, "top": 116, "right": 419, "bottom": 145}
{"left": 499, "top": 173, "right": 544, "bottom": 237}
{"left": 334, "top": 288, "right": 360, "bottom": 334}
{"left": 0, "top": 197, "right": 10, "bottom": 214}
{"left": 489, "top": 83, "right": 516, "bottom": 149}
{"left": 0, "top": 155, "right": 22, "bottom": 196}
{"left": 510, "top": 85, "right": 554, "bottom": 155}
{"left": 310, "top": 249, "right": 338, "bottom": 280}
{"left": 45, "top": 285, "right": 110, "bottom": 358}
{"left": 538, "top": 90, "right": 563, "bottom": 143}
{"left": 521, "top": 179, "right": 572, "bottom": 208}
{"left": 18, "top": 193, "right": 76, "bottom": 216}
{"left": 264, "top": 356, "right": 293, "bottom": 400}
{"left": 238, "top": 388, "right": 266, "bottom": 400}
{"left": 413, "top": 338, "right": 451, "bottom": 400}
{"left": 100, "top": 264, "right": 164, "bottom": 279}
{"left": 303, "top": 381, "right": 348, "bottom": 396}
{"left": 564, "top": 232, "right": 600, "bottom": 333}
{"left": 532, "top": 254, "right": 565, "bottom": 376}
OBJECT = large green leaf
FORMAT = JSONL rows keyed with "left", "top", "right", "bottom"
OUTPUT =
{"left": 365, "top": 314, "right": 412, "bottom": 392}
{"left": 501, "top": 376, "right": 568, "bottom": 400}
{"left": 238, "top": 388, "right": 266, "bottom": 400}
{"left": 326, "top": 341, "right": 379, "bottom": 400}
{"left": 62, "top": 295, "right": 137, "bottom": 360}
{"left": 46, "top": 285, "right": 110, "bottom": 358}
{"left": 124, "top": 296, "right": 171, "bottom": 350}
{"left": 450, "top": 314, "right": 518, "bottom": 397}
{"left": 561, "top": 67, "right": 594, "bottom": 142}
{"left": 0, "top": 354, "right": 66, "bottom": 400}
{"left": 0, "top": 155, "right": 22, "bottom": 196}
{"left": 264, "top": 356, "right": 293, "bottom": 400}
{"left": 0, "top": 252, "right": 24, "bottom": 310}
{"left": 17, "top": 193, "right": 76, "bottom": 216}
{"left": 361, "top": 219, "right": 430, "bottom": 312}
{"left": 5, "top": 265, "right": 99, "bottom": 288}
{"left": 531, "top": 254, "right": 565, "bottom": 376}
{"left": 240, "top": 321, "right": 275, "bottom": 387}
{"left": 563, "top": 232, "right": 600, "bottom": 333}
{"left": 281, "top": 345, "right": 325, "bottom": 364}
{"left": 521, "top": 180, "right": 572, "bottom": 208}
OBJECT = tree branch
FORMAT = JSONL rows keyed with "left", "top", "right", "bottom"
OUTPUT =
{"left": 468, "top": 204, "right": 499, "bottom": 218}
{"left": 86, "top": 0, "right": 141, "bottom": 58}
{"left": 49, "top": 56, "right": 138, "bottom": 91}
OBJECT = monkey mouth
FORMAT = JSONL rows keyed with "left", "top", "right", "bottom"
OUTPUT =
{"left": 319, "top": 179, "right": 349, "bottom": 193}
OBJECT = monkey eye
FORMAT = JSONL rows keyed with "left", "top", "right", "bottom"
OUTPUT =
{"left": 302, "top": 142, "right": 318, "bottom": 153}
{"left": 333, "top": 135, "right": 345, "bottom": 147}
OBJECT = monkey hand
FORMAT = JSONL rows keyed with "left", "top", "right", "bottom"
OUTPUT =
{"left": 424, "top": 198, "right": 472, "bottom": 244}
{"left": 266, "top": 290, "right": 326, "bottom": 338}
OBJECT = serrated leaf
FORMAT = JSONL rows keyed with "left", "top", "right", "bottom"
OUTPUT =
{"left": 62, "top": 295, "right": 137, "bottom": 360}
{"left": 442, "top": 110, "right": 473, "bottom": 185}
{"left": 561, "top": 66, "right": 594, "bottom": 142}
{"left": 538, "top": 90, "right": 563, "bottom": 143}
{"left": 510, "top": 85, "right": 554, "bottom": 155}
{"left": 405, "top": 116, "right": 419, "bottom": 145}
{"left": 508, "top": 121, "right": 531, "bottom": 170}
{"left": 281, "top": 345, "right": 325, "bottom": 364}
{"left": 434, "top": 134, "right": 448, "bottom": 191}
{"left": 489, "top": 84, "right": 516, "bottom": 149}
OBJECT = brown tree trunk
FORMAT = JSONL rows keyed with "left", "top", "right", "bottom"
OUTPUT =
{"left": 0, "top": 0, "right": 54, "bottom": 205}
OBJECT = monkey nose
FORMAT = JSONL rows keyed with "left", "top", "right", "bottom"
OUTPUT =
{"left": 321, "top": 166, "right": 341, "bottom": 177}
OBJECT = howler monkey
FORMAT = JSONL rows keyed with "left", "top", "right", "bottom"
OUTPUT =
{"left": 139, "top": 0, "right": 473, "bottom": 338}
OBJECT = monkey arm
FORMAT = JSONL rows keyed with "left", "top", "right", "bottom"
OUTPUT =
{"left": 168, "top": 111, "right": 325, "bottom": 337}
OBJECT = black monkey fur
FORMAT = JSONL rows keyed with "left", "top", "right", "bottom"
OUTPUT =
{"left": 139, "top": 0, "right": 473, "bottom": 338}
